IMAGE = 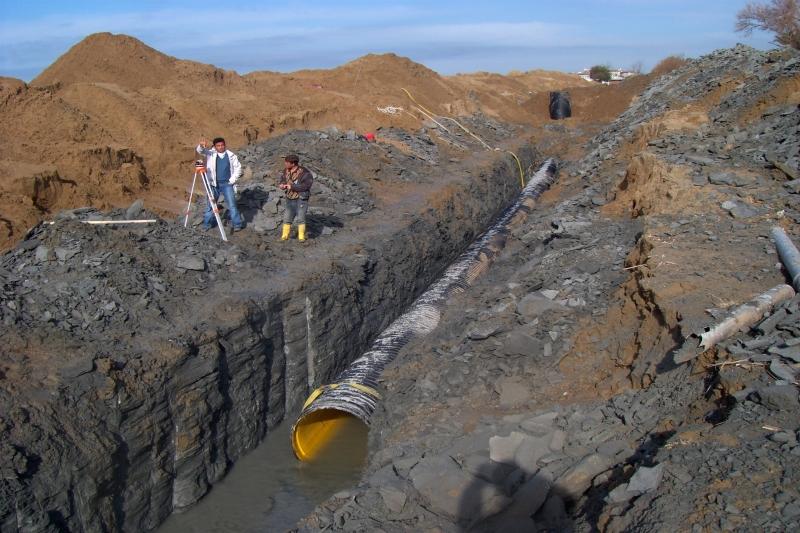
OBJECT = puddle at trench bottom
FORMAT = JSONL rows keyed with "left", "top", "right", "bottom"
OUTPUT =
{"left": 158, "top": 417, "right": 368, "bottom": 533}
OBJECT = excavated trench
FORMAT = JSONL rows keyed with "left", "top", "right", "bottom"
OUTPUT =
{"left": 158, "top": 159, "right": 558, "bottom": 532}
{"left": 1, "top": 143, "right": 550, "bottom": 532}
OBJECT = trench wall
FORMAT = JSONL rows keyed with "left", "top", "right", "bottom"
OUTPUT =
{"left": 2, "top": 146, "right": 539, "bottom": 532}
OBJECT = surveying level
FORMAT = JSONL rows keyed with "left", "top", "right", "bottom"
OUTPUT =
{"left": 183, "top": 159, "right": 228, "bottom": 241}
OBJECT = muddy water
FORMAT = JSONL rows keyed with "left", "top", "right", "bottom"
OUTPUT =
{"left": 158, "top": 417, "right": 368, "bottom": 533}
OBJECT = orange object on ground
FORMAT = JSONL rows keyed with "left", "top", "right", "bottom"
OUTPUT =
{"left": 363, "top": 132, "right": 376, "bottom": 142}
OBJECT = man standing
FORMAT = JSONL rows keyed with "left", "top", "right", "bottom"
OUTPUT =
{"left": 196, "top": 137, "right": 243, "bottom": 232}
{"left": 278, "top": 154, "right": 313, "bottom": 242}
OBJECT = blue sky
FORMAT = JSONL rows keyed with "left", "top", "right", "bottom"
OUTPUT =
{"left": 0, "top": 0, "right": 775, "bottom": 81}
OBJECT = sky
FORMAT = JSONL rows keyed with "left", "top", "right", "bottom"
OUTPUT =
{"left": 0, "top": 0, "right": 776, "bottom": 82}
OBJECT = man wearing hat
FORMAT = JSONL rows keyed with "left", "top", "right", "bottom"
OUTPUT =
{"left": 278, "top": 154, "right": 314, "bottom": 241}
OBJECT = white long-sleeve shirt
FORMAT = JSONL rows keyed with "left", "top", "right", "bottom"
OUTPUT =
{"left": 196, "top": 145, "right": 242, "bottom": 186}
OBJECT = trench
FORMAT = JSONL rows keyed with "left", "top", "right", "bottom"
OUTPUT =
{"left": 155, "top": 159, "right": 557, "bottom": 531}
{"left": 2, "top": 145, "right": 548, "bottom": 533}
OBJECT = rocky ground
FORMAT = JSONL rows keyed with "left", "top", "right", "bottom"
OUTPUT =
{"left": 296, "top": 45, "right": 800, "bottom": 532}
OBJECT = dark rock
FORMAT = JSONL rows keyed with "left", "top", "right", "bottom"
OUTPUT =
{"left": 513, "top": 433, "right": 556, "bottom": 473}
{"left": 460, "top": 452, "right": 516, "bottom": 485}
{"left": 496, "top": 377, "right": 531, "bottom": 407}
{"left": 768, "top": 345, "right": 800, "bottom": 363}
{"left": 708, "top": 172, "right": 754, "bottom": 187}
{"left": 596, "top": 439, "right": 631, "bottom": 458}
{"left": 34, "top": 246, "right": 51, "bottom": 263}
{"left": 503, "top": 469, "right": 552, "bottom": 517}
{"left": 752, "top": 385, "right": 799, "bottom": 411}
{"left": 378, "top": 485, "right": 407, "bottom": 514}
{"left": 125, "top": 199, "right": 145, "bottom": 219}
{"left": 490, "top": 432, "right": 525, "bottom": 464}
{"left": 175, "top": 255, "right": 205, "bottom": 271}
{"left": 784, "top": 180, "right": 800, "bottom": 194}
{"left": 59, "top": 356, "right": 94, "bottom": 379}
{"left": 500, "top": 330, "right": 543, "bottom": 358}
{"left": 606, "top": 484, "right": 636, "bottom": 504}
{"left": 516, "top": 292, "right": 567, "bottom": 320}
{"left": 467, "top": 320, "right": 508, "bottom": 340}
{"left": 409, "top": 455, "right": 511, "bottom": 523}
{"left": 54, "top": 245, "right": 80, "bottom": 261}
{"left": 783, "top": 503, "right": 800, "bottom": 519}
{"left": 626, "top": 463, "right": 664, "bottom": 494}
{"left": 590, "top": 196, "right": 607, "bottom": 206}
{"left": 556, "top": 453, "right": 614, "bottom": 500}
{"left": 769, "top": 359, "right": 797, "bottom": 382}
{"left": 720, "top": 200, "right": 759, "bottom": 218}
{"left": 755, "top": 308, "right": 788, "bottom": 335}
{"left": 534, "top": 493, "right": 570, "bottom": 531}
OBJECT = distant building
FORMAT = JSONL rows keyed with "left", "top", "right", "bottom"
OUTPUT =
{"left": 576, "top": 67, "right": 637, "bottom": 83}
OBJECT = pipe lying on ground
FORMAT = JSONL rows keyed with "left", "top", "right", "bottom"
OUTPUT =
{"left": 771, "top": 226, "right": 800, "bottom": 290}
{"left": 291, "top": 159, "right": 558, "bottom": 461}
{"left": 674, "top": 284, "right": 796, "bottom": 364}
{"left": 46, "top": 219, "right": 157, "bottom": 225}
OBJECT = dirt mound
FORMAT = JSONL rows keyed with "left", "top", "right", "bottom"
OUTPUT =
{"left": 0, "top": 33, "right": 643, "bottom": 251}
{"left": 33, "top": 33, "right": 177, "bottom": 90}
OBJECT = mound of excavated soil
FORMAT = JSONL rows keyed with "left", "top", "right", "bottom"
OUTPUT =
{"left": 0, "top": 32, "right": 629, "bottom": 251}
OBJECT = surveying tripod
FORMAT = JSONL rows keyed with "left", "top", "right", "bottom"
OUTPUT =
{"left": 183, "top": 159, "right": 228, "bottom": 241}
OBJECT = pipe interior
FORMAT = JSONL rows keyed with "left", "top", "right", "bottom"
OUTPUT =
{"left": 292, "top": 409, "right": 368, "bottom": 462}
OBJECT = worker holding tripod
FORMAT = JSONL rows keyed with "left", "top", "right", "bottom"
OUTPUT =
{"left": 278, "top": 154, "right": 313, "bottom": 242}
{"left": 196, "top": 137, "right": 243, "bottom": 232}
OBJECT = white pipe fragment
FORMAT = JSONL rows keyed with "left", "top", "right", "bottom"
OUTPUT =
{"left": 675, "top": 284, "right": 796, "bottom": 364}
{"left": 46, "top": 219, "right": 157, "bottom": 225}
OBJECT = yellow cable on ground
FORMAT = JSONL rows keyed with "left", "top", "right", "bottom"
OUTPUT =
{"left": 501, "top": 149, "right": 525, "bottom": 188}
{"left": 441, "top": 117, "right": 493, "bottom": 150}
{"left": 400, "top": 87, "right": 526, "bottom": 187}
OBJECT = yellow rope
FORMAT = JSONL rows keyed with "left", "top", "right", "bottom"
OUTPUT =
{"left": 400, "top": 87, "right": 525, "bottom": 187}
{"left": 347, "top": 382, "right": 382, "bottom": 399}
{"left": 301, "top": 382, "right": 382, "bottom": 411}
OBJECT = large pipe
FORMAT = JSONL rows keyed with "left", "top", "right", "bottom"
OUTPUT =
{"left": 291, "top": 159, "right": 558, "bottom": 461}
{"left": 772, "top": 226, "right": 800, "bottom": 290}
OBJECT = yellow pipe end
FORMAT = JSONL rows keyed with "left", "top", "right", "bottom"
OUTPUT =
{"left": 292, "top": 409, "right": 367, "bottom": 462}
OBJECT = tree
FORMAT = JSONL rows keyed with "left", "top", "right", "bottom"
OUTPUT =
{"left": 589, "top": 65, "right": 611, "bottom": 82}
{"left": 651, "top": 55, "right": 688, "bottom": 77}
{"left": 630, "top": 61, "right": 644, "bottom": 75}
{"left": 736, "top": 0, "right": 800, "bottom": 50}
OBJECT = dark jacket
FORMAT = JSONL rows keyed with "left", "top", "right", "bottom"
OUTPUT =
{"left": 278, "top": 166, "right": 313, "bottom": 200}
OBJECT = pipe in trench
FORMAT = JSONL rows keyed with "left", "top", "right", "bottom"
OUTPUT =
{"left": 291, "top": 159, "right": 558, "bottom": 461}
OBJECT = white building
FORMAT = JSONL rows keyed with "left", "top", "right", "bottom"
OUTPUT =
{"left": 576, "top": 67, "right": 637, "bottom": 83}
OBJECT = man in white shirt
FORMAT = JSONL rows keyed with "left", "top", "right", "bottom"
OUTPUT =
{"left": 196, "top": 137, "right": 243, "bottom": 232}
